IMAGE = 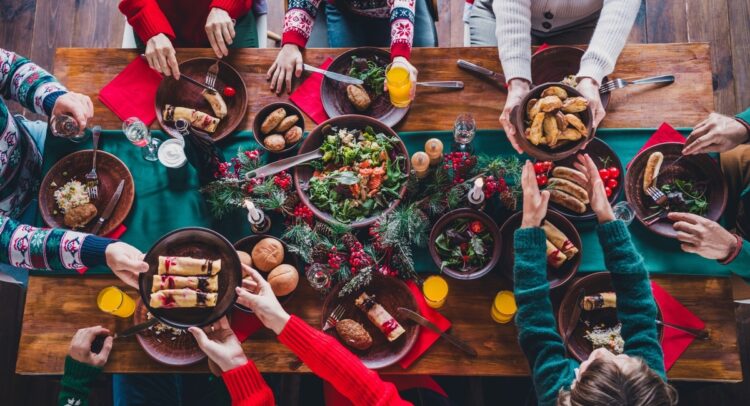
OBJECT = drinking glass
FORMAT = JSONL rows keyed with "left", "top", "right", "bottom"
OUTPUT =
{"left": 97, "top": 286, "right": 136, "bottom": 318}
{"left": 50, "top": 114, "right": 89, "bottom": 143}
{"left": 123, "top": 117, "right": 161, "bottom": 161}
{"left": 385, "top": 63, "right": 413, "bottom": 108}
{"left": 453, "top": 113, "right": 476, "bottom": 153}
{"left": 613, "top": 201, "right": 636, "bottom": 226}
{"left": 305, "top": 263, "right": 332, "bottom": 294}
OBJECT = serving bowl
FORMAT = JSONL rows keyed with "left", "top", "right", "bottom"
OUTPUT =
{"left": 252, "top": 102, "right": 306, "bottom": 154}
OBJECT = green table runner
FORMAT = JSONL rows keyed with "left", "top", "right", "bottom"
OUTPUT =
{"left": 34, "top": 128, "right": 742, "bottom": 277}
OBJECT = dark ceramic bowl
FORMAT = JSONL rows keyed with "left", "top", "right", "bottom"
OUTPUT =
{"left": 499, "top": 211, "right": 581, "bottom": 290}
{"left": 428, "top": 208, "right": 502, "bottom": 280}
{"left": 530, "top": 45, "right": 610, "bottom": 109}
{"left": 252, "top": 102, "right": 306, "bottom": 154}
{"left": 512, "top": 82, "right": 594, "bottom": 161}
{"left": 293, "top": 114, "right": 410, "bottom": 228}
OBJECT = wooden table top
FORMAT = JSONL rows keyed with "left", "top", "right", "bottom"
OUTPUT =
{"left": 53, "top": 43, "right": 714, "bottom": 133}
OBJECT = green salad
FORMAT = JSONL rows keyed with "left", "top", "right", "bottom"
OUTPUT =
{"left": 434, "top": 219, "right": 493, "bottom": 272}
{"left": 307, "top": 126, "right": 407, "bottom": 223}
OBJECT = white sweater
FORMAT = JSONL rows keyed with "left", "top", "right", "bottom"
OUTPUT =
{"left": 493, "top": 0, "right": 641, "bottom": 84}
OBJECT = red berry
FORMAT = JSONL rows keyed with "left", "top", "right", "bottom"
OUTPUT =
{"left": 605, "top": 186, "right": 613, "bottom": 197}
{"left": 533, "top": 162, "right": 545, "bottom": 174}
{"left": 536, "top": 174, "right": 548, "bottom": 186}
{"left": 599, "top": 168, "right": 610, "bottom": 180}
{"left": 608, "top": 166, "right": 620, "bottom": 179}
{"left": 543, "top": 161, "right": 553, "bottom": 171}
{"left": 606, "top": 178, "right": 618, "bottom": 189}
{"left": 223, "top": 86, "right": 236, "bottom": 97}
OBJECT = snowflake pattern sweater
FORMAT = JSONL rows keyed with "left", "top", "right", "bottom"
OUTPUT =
{"left": 283, "top": 0, "right": 416, "bottom": 60}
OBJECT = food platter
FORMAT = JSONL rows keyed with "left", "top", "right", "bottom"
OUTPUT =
{"left": 38, "top": 150, "right": 135, "bottom": 236}
{"left": 133, "top": 299, "right": 205, "bottom": 366}
{"left": 624, "top": 142, "right": 727, "bottom": 238}
{"left": 155, "top": 58, "right": 248, "bottom": 141}
{"left": 321, "top": 274, "right": 419, "bottom": 370}
{"left": 321, "top": 47, "right": 409, "bottom": 128}
{"left": 252, "top": 102, "right": 306, "bottom": 154}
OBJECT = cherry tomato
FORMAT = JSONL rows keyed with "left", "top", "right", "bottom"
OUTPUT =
{"left": 607, "top": 178, "right": 618, "bottom": 189}
{"left": 598, "top": 168, "right": 610, "bottom": 180}
{"left": 542, "top": 161, "right": 553, "bottom": 171}
{"left": 605, "top": 186, "right": 613, "bottom": 198}
{"left": 608, "top": 166, "right": 620, "bottom": 179}
{"left": 223, "top": 86, "right": 236, "bottom": 97}
{"left": 534, "top": 161, "right": 545, "bottom": 174}
{"left": 536, "top": 174, "right": 548, "bottom": 186}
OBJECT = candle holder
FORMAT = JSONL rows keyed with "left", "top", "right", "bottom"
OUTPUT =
{"left": 245, "top": 200, "right": 272, "bottom": 234}
{"left": 468, "top": 177, "right": 486, "bottom": 210}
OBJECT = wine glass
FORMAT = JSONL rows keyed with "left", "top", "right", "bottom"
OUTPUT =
{"left": 305, "top": 263, "right": 332, "bottom": 294}
{"left": 453, "top": 113, "right": 476, "bottom": 153}
{"left": 50, "top": 114, "right": 89, "bottom": 143}
{"left": 613, "top": 201, "right": 636, "bottom": 226}
{"left": 123, "top": 117, "right": 161, "bottom": 161}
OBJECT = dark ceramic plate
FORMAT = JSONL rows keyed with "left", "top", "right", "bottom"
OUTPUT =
{"left": 557, "top": 272, "right": 664, "bottom": 362}
{"left": 531, "top": 45, "right": 610, "bottom": 109}
{"left": 321, "top": 47, "right": 408, "bottom": 128}
{"left": 139, "top": 227, "right": 242, "bottom": 329}
{"left": 133, "top": 299, "right": 205, "bottom": 366}
{"left": 499, "top": 211, "right": 581, "bottom": 290}
{"left": 321, "top": 274, "right": 419, "bottom": 370}
{"left": 39, "top": 150, "right": 135, "bottom": 236}
{"left": 624, "top": 142, "right": 727, "bottom": 238}
{"left": 252, "top": 102, "right": 306, "bottom": 154}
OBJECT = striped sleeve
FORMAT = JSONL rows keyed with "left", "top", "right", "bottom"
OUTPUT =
{"left": 281, "top": 0, "right": 323, "bottom": 49}
{"left": 390, "top": 0, "right": 416, "bottom": 60}
{"left": 0, "top": 48, "right": 67, "bottom": 116}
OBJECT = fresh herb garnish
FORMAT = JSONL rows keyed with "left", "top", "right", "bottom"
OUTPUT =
{"left": 659, "top": 179, "right": 709, "bottom": 216}
{"left": 348, "top": 56, "right": 385, "bottom": 95}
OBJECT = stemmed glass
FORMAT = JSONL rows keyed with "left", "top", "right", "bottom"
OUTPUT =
{"left": 123, "top": 117, "right": 161, "bottom": 161}
{"left": 453, "top": 113, "right": 476, "bottom": 153}
{"left": 613, "top": 201, "right": 636, "bottom": 226}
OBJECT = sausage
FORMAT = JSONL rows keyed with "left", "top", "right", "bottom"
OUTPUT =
{"left": 548, "top": 177, "right": 590, "bottom": 204}
{"left": 548, "top": 189, "right": 587, "bottom": 214}
{"left": 643, "top": 151, "right": 664, "bottom": 193}
{"left": 551, "top": 166, "right": 587, "bottom": 188}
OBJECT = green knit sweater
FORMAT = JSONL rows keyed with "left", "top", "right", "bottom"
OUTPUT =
{"left": 513, "top": 220, "right": 665, "bottom": 406}
{"left": 57, "top": 356, "right": 102, "bottom": 406}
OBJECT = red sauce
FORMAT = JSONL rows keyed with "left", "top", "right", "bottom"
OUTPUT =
{"left": 164, "top": 257, "right": 176, "bottom": 273}
{"left": 160, "top": 293, "right": 176, "bottom": 307}
{"left": 380, "top": 318, "right": 400, "bottom": 336}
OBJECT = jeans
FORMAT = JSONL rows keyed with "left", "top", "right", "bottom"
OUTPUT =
{"left": 133, "top": 13, "right": 259, "bottom": 49}
{"left": 325, "top": 0, "right": 438, "bottom": 48}
{"left": 113, "top": 374, "right": 232, "bottom": 406}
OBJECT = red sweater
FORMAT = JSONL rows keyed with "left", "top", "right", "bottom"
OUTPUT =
{"left": 119, "top": 0, "right": 253, "bottom": 47}
{"left": 222, "top": 315, "right": 410, "bottom": 406}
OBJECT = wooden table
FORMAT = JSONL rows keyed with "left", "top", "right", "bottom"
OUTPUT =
{"left": 16, "top": 45, "right": 741, "bottom": 380}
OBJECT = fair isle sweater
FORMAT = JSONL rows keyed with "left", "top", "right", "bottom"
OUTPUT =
{"left": 513, "top": 220, "right": 665, "bottom": 406}
{"left": 0, "top": 49, "right": 67, "bottom": 218}
{"left": 493, "top": 0, "right": 641, "bottom": 84}
{"left": 283, "top": 0, "right": 416, "bottom": 60}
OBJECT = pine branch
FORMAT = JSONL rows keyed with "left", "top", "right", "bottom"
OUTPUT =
{"left": 338, "top": 267, "right": 373, "bottom": 297}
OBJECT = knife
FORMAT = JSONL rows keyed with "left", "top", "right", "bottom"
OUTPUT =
{"left": 245, "top": 149, "right": 323, "bottom": 180}
{"left": 304, "top": 64, "right": 364, "bottom": 85}
{"left": 653, "top": 155, "right": 688, "bottom": 181}
{"left": 397, "top": 307, "right": 477, "bottom": 357}
{"left": 457, "top": 59, "right": 507, "bottom": 90}
{"left": 90, "top": 318, "right": 159, "bottom": 353}
{"left": 91, "top": 179, "right": 125, "bottom": 235}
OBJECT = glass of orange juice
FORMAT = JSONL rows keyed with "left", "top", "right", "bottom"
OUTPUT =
{"left": 423, "top": 275, "right": 449, "bottom": 309}
{"left": 97, "top": 286, "right": 136, "bottom": 318}
{"left": 385, "top": 63, "right": 413, "bottom": 108}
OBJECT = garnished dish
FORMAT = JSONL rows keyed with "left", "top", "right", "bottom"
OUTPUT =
{"left": 254, "top": 104, "right": 304, "bottom": 153}
{"left": 355, "top": 292, "right": 406, "bottom": 342}
{"left": 53, "top": 180, "right": 98, "bottom": 229}
{"left": 579, "top": 291, "right": 624, "bottom": 354}
{"left": 345, "top": 55, "right": 386, "bottom": 112}
{"left": 523, "top": 85, "right": 589, "bottom": 149}
{"left": 434, "top": 218, "right": 493, "bottom": 273}
{"left": 642, "top": 152, "right": 708, "bottom": 216}
{"left": 149, "top": 256, "right": 221, "bottom": 309}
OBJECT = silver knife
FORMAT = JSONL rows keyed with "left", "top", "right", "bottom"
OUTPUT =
{"left": 397, "top": 307, "right": 478, "bottom": 357}
{"left": 91, "top": 179, "right": 125, "bottom": 235}
{"left": 245, "top": 149, "right": 323, "bottom": 180}
{"left": 90, "top": 318, "right": 159, "bottom": 353}
{"left": 457, "top": 59, "right": 507, "bottom": 90}
{"left": 303, "top": 64, "right": 364, "bottom": 85}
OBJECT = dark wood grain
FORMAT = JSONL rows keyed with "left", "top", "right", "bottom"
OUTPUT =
{"left": 645, "top": 0, "right": 688, "bottom": 43}
{"left": 726, "top": 0, "right": 750, "bottom": 113}
{"left": 627, "top": 0, "right": 648, "bottom": 44}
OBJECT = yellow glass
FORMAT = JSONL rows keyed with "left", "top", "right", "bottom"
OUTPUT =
{"left": 491, "top": 290, "right": 517, "bottom": 324}
{"left": 97, "top": 286, "right": 136, "bottom": 318}
{"left": 385, "top": 64, "right": 412, "bottom": 108}
{"left": 423, "top": 275, "right": 449, "bottom": 309}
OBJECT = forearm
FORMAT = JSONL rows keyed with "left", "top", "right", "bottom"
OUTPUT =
{"left": 210, "top": 0, "right": 252, "bottom": 18}
{"left": 727, "top": 240, "right": 750, "bottom": 278}
{"left": 577, "top": 0, "right": 641, "bottom": 84}
{"left": 494, "top": 0, "right": 532, "bottom": 82}
{"left": 222, "top": 361, "right": 275, "bottom": 406}
{"left": 389, "top": 0, "right": 416, "bottom": 60}
{"left": 0, "top": 49, "right": 66, "bottom": 115}
{"left": 118, "top": 0, "right": 176, "bottom": 43}
{"left": 57, "top": 357, "right": 101, "bottom": 406}
{"left": 281, "top": 0, "right": 322, "bottom": 49}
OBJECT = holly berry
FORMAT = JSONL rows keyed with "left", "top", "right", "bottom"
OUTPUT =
{"left": 599, "top": 168, "right": 611, "bottom": 180}
{"left": 536, "top": 174, "right": 548, "bottom": 186}
{"left": 293, "top": 203, "right": 314, "bottom": 226}
{"left": 605, "top": 186, "right": 613, "bottom": 198}
{"left": 606, "top": 178, "right": 618, "bottom": 190}
{"left": 608, "top": 166, "right": 620, "bottom": 179}
{"left": 533, "top": 161, "right": 545, "bottom": 174}
{"left": 223, "top": 86, "right": 236, "bottom": 97}
{"left": 469, "top": 221, "right": 484, "bottom": 234}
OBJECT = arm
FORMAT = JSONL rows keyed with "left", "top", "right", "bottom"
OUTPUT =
{"left": 725, "top": 239, "right": 750, "bottom": 278}
{"left": 493, "top": 0, "right": 532, "bottom": 82}
{"left": 577, "top": 0, "right": 642, "bottom": 84}
{"left": 221, "top": 362, "right": 275, "bottom": 406}
{"left": 278, "top": 316, "right": 409, "bottom": 406}
{"left": 210, "top": 0, "right": 253, "bottom": 18}
{"left": 597, "top": 220, "right": 666, "bottom": 379}
{"left": 0, "top": 49, "right": 66, "bottom": 116}
{"left": 57, "top": 357, "right": 102, "bottom": 406}
{"left": 118, "top": 0, "right": 176, "bottom": 43}
{"left": 281, "top": 0, "right": 323, "bottom": 50}
{"left": 389, "top": 0, "right": 416, "bottom": 60}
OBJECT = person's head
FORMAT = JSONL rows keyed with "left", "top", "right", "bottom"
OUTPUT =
{"left": 557, "top": 348, "right": 678, "bottom": 406}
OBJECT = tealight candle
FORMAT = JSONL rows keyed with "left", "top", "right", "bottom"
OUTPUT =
{"left": 422, "top": 275, "right": 449, "bottom": 309}
{"left": 491, "top": 290, "right": 517, "bottom": 324}
{"left": 425, "top": 138, "right": 443, "bottom": 166}
{"left": 411, "top": 151, "right": 430, "bottom": 178}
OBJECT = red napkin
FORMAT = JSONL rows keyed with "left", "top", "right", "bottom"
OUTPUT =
{"left": 289, "top": 58, "right": 333, "bottom": 124}
{"left": 98, "top": 57, "right": 162, "bottom": 125}
{"left": 77, "top": 224, "right": 128, "bottom": 275}
{"left": 651, "top": 281, "right": 705, "bottom": 371}
{"left": 533, "top": 43, "right": 550, "bottom": 56}
{"left": 398, "top": 280, "right": 452, "bottom": 369}
{"left": 627, "top": 123, "right": 686, "bottom": 169}
{"left": 230, "top": 308, "right": 264, "bottom": 342}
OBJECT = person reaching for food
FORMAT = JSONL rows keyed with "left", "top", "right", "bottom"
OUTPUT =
{"left": 57, "top": 326, "right": 114, "bottom": 406}
{"left": 514, "top": 157, "right": 677, "bottom": 406}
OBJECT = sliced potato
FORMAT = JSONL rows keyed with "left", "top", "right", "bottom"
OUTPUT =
{"left": 565, "top": 114, "right": 588, "bottom": 136}
{"left": 543, "top": 114, "right": 560, "bottom": 147}
{"left": 561, "top": 97, "right": 588, "bottom": 113}
{"left": 541, "top": 86, "right": 568, "bottom": 100}
{"left": 538, "top": 96, "right": 563, "bottom": 113}
{"left": 528, "top": 112, "right": 545, "bottom": 145}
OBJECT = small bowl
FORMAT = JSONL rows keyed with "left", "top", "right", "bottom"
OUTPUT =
{"left": 511, "top": 82, "right": 594, "bottom": 161}
{"left": 233, "top": 235, "right": 302, "bottom": 312}
{"left": 428, "top": 208, "right": 502, "bottom": 280}
{"left": 252, "top": 102, "right": 306, "bottom": 154}
{"left": 499, "top": 211, "right": 581, "bottom": 290}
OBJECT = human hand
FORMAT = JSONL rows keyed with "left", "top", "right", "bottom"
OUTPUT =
{"left": 683, "top": 113, "right": 749, "bottom": 155}
{"left": 105, "top": 242, "right": 149, "bottom": 289}
{"left": 668, "top": 212, "right": 737, "bottom": 260}
{"left": 576, "top": 78, "right": 605, "bottom": 128}
{"left": 69, "top": 326, "right": 113, "bottom": 368}
{"left": 499, "top": 78, "right": 530, "bottom": 154}
{"left": 235, "top": 265, "right": 290, "bottom": 334}
{"left": 188, "top": 317, "right": 248, "bottom": 372}
{"left": 145, "top": 33, "right": 180, "bottom": 79}
{"left": 521, "top": 160, "right": 550, "bottom": 228}
{"left": 267, "top": 44, "right": 303, "bottom": 94}
{"left": 52, "top": 92, "right": 94, "bottom": 129}
{"left": 573, "top": 153, "right": 614, "bottom": 223}
{"left": 385, "top": 56, "right": 418, "bottom": 101}
{"left": 205, "top": 8, "right": 235, "bottom": 58}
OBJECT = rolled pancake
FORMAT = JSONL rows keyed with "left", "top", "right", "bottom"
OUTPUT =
{"left": 150, "top": 289, "right": 217, "bottom": 308}
{"left": 546, "top": 239, "right": 568, "bottom": 269}
{"left": 158, "top": 256, "right": 221, "bottom": 276}
{"left": 152, "top": 275, "right": 219, "bottom": 293}
{"left": 163, "top": 105, "right": 220, "bottom": 133}
{"left": 542, "top": 220, "right": 579, "bottom": 258}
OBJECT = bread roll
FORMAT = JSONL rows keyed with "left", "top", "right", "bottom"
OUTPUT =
{"left": 548, "top": 189, "right": 587, "bottom": 214}
{"left": 237, "top": 251, "right": 253, "bottom": 267}
{"left": 261, "top": 108, "right": 287, "bottom": 134}
{"left": 274, "top": 115, "right": 299, "bottom": 133}
{"left": 643, "top": 151, "right": 664, "bottom": 193}
{"left": 264, "top": 134, "right": 286, "bottom": 152}
{"left": 251, "top": 238, "right": 284, "bottom": 272}
{"left": 267, "top": 264, "right": 299, "bottom": 296}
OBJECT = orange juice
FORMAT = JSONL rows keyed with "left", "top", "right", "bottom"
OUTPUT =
{"left": 97, "top": 286, "right": 136, "bottom": 318}
{"left": 385, "top": 64, "right": 412, "bottom": 108}
{"left": 423, "top": 275, "right": 449, "bottom": 309}
{"left": 491, "top": 290, "right": 517, "bottom": 324}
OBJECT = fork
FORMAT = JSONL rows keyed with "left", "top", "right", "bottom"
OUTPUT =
{"left": 322, "top": 304, "right": 345, "bottom": 332}
{"left": 646, "top": 186, "right": 668, "bottom": 206}
{"left": 85, "top": 126, "right": 101, "bottom": 200}
{"left": 643, "top": 209, "right": 669, "bottom": 226}
{"left": 205, "top": 60, "right": 220, "bottom": 88}
{"left": 599, "top": 75, "right": 675, "bottom": 94}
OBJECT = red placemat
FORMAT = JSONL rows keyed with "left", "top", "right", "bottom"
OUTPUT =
{"left": 652, "top": 281, "right": 705, "bottom": 371}
{"left": 289, "top": 58, "right": 333, "bottom": 124}
{"left": 98, "top": 57, "right": 162, "bottom": 125}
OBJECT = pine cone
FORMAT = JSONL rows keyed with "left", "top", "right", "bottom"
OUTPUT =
{"left": 342, "top": 233, "right": 357, "bottom": 249}
{"left": 311, "top": 244, "right": 330, "bottom": 263}
{"left": 500, "top": 190, "right": 517, "bottom": 211}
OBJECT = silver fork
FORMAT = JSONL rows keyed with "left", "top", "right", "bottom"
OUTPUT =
{"left": 205, "top": 60, "right": 220, "bottom": 88}
{"left": 322, "top": 304, "right": 345, "bottom": 331}
{"left": 646, "top": 186, "right": 668, "bottom": 206}
{"left": 85, "top": 126, "right": 101, "bottom": 200}
{"left": 599, "top": 75, "right": 675, "bottom": 94}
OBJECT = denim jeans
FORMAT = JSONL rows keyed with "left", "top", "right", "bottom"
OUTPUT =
{"left": 113, "top": 374, "right": 232, "bottom": 406}
{"left": 325, "top": 0, "right": 438, "bottom": 48}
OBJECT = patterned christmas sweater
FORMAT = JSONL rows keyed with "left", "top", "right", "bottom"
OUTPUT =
{"left": 283, "top": 0, "right": 416, "bottom": 60}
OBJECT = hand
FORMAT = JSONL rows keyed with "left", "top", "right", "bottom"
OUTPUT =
{"left": 573, "top": 153, "right": 614, "bottom": 223}
{"left": 683, "top": 113, "right": 749, "bottom": 154}
{"left": 188, "top": 317, "right": 248, "bottom": 372}
{"left": 267, "top": 44, "right": 303, "bottom": 94}
{"left": 145, "top": 33, "right": 180, "bottom": 79}
{"left": 105, "top": 242, "right": 149, "bottom": 289}
{"left": 576, "top": 78, "right": 605, "bottom": 128}
{"left": 235, "top": 265, "right": 290, "bottom": 334}
{"left": 69, "top": 326, "right": 113, "bottom": 368}
{"left": 520, "top": 160, "right": 550, "bottom": 228}
{"left": 499, "top": 78, "right": 530, "bottom": 154}
{"left": 205, "top": 8, "right": 235, "bottom": 58}
{"left": 385, "top": 56, "right": 418, "bottom": 101}
{"left": 668, "top": 212, "right": 737, "bottom": 260}
{"left": 52, "top": 92, "right": 93, "bottom": 129}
